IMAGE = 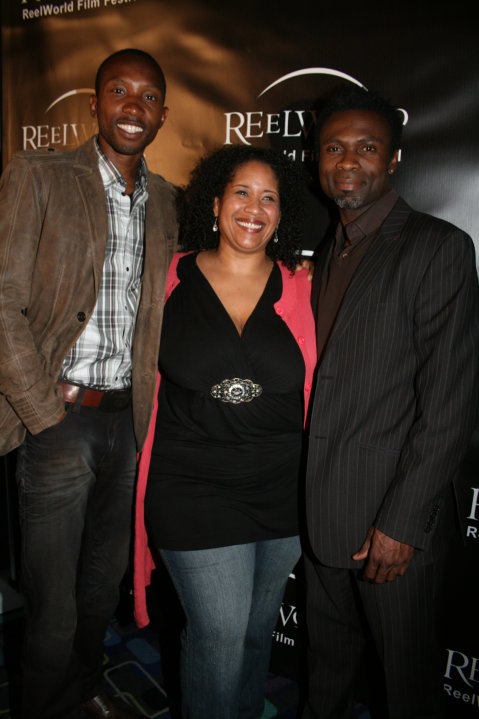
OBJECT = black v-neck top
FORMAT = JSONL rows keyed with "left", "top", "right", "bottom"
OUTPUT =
{"left": 145, "top": 253, "right": 305, "bottom": 550}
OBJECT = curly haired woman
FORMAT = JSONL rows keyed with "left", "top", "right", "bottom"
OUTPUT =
{"left": 134, "top": 145, "right": 316, "bottom": 719}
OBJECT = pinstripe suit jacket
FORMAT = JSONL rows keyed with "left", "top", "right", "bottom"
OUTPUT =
{"left": 305, "top": 196, "right": 479, "bottom": 568}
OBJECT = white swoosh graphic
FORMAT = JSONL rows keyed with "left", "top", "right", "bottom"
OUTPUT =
{"left": 46, "top": 88, "right": 94, "bottom": 113}
{"left": 257, "top": 68, "right": 366, "bottom": 98}
{"left": 258, "top": 69, "right": 408, "bottom": 125}
{"left": 397, "top": 108, "right": 409, "bottom": 126}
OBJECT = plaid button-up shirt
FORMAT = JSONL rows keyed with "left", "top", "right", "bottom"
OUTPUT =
{"left": 61, "top": 138, "right": 148, "bottom": 389}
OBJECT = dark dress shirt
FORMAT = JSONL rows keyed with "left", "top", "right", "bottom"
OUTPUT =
{"left": 316, "top": 190, "right": 399, "bottom": 360}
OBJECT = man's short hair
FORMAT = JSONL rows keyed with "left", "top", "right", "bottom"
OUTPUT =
{"left": 315, "top": 86, "right": 404, "bottom": 158}
{"left": 94, "top": 48, "right": 166, "bottom": 101}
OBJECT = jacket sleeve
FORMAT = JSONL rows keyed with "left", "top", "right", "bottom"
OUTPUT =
{"left": 0, "top": 156, "right": 65, "bottom": 434}
{"left": 133, "top": 372, "right": 160, "bottom": 628}
{"left": 374, "top": 229, "right": 479, "bottom": 549}
{"left": 133, "top": 253, "right": 183, "bottom": 627}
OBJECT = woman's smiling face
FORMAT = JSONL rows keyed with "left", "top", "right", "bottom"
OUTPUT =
{"left": 214, "top": 160, "right": 281, "bottom": 256}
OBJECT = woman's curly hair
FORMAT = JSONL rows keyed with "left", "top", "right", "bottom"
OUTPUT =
{"left": 178, "top": 145, "right": 306, "bottom": 271}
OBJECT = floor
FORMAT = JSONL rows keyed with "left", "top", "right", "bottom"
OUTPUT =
{"left": 0, "top": 573, "right": 371, "bottom": 719}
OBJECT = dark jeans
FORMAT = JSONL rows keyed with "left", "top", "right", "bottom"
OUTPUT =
{"left": 15, "top": 403, "right": 137, "bottom": 719}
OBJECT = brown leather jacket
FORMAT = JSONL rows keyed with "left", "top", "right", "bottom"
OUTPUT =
{"left": 0, "top": 138, "right": 178, "bottom": 455}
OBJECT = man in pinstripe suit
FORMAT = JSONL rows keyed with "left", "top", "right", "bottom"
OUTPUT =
{"left": 302, "top": 87, "right": 479, "bottom": 719}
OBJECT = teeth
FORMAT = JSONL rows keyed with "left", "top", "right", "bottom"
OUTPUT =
{"left": 237, "top": 220, "right": 263, "bottom": 230}
{"left": 117, "top": 123, "right": 143, "bottom": 134}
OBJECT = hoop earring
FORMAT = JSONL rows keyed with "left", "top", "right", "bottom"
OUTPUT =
{"left": 212, "top": 216, "right": 218, "bottom": 232}
{"left": 273, "top": 228, "right": 279, "bottom": 243}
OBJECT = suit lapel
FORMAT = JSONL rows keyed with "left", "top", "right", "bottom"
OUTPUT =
{"left": 141, "top": 173, "right": 171, "bottom": 309}
{"left": 325, "top": 197, "right": 412, "bottom": 346}
{"left": 72, "top": 141, "right": 108, "bottom": 297}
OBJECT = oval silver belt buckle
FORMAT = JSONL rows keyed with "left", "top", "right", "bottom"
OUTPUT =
{"left": 210, "top": 378, "right": 263, "bottom": 403}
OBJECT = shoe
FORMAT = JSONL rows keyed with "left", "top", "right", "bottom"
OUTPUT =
{"left": 81, "top": 691, "right": 141, "bottom": 718}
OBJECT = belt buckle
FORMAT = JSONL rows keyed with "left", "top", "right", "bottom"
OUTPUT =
{"left": 210, "top": 378, "right": 262, "bottom": 404}
{"left": 97, "top": 388, "right": 132, "bottom": 412}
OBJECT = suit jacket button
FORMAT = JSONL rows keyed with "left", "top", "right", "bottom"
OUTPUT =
{"left": 77, "top": 311, "right": 86, "bottom": 322}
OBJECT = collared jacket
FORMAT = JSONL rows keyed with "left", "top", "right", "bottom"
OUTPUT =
{"left": 133, "top": 252, "right": 317, "bottom": 627}
{"left": 0, "top": 137, "right": 178, "bottom": 454}
{"left": 307, "top": 197, "right": 479, "bottom": 566}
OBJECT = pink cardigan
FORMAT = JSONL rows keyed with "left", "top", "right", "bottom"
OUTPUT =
{"left": 133, "top": 252, "right": 317, "bottom": 627}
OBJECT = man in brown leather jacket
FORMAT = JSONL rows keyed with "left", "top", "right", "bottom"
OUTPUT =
{"left": 0, "top": 49, "right": 177, "bottom": 719}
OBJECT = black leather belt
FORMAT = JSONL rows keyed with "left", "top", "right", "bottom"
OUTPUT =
{"left": 58, "top": 381, "right": 132, "bottom": 412}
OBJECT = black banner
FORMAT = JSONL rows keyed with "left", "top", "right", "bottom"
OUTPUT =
{"left": 2, "top": 1, "right": 478, "bottom": 714}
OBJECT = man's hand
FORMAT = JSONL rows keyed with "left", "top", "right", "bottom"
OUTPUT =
{"left": 352, "top": 526, "right": 414, "bottom": 584}
{"left": 295, "top": 258, "right": 315, "bottom": 281}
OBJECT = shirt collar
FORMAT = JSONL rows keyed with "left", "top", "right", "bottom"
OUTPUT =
{"left": 336, "top": 189, "right": 398, "bottom": 248}
{"left": 94, "top": 136, "right": 148, "bottom": 193}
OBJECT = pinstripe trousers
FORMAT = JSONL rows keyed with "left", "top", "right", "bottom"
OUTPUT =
{"left": 302, "top": 553, "right": 447, "bottom": 719}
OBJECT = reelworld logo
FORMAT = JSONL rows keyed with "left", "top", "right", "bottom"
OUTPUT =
{"left": 224, "top": 68, "right": 408, "bottom": 162}
{"left": 20, "top": 0, "right": 133, "bottom": 22}
{"left": 22, "top": 89, "right": 97, "bottom": 150}
{"left": 272, "top": 602, "right": 298, "bottom": 648}
{"left": 466, "top": 487, "right": 479, "bottom": 540}
{"left": 444, "top": 648, "right": 479, "bottom": 709}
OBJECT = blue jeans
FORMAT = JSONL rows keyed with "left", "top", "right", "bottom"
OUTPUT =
{"left": 15, "top": 403, "right": 137, "bottom": 719}
{"left": 160, "top": 536, "right": 301, "bottom": 719}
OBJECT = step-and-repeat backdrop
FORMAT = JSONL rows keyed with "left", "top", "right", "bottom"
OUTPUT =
{"left": 2, "top": 1, "right": 478, "bottom": 715}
